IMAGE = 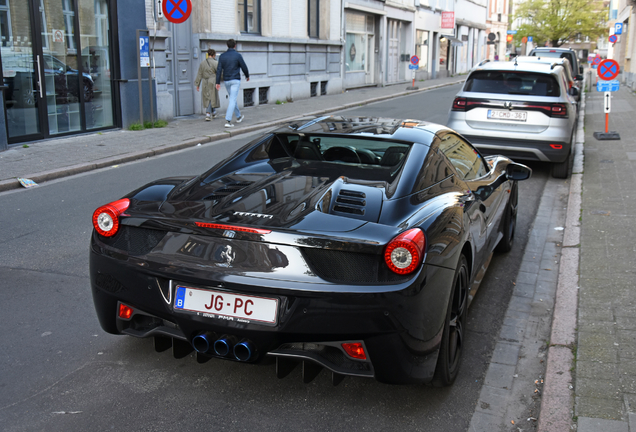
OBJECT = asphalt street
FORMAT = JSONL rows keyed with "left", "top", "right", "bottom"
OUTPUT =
{"left": 0, "top": 85, "right": 551, "bottom": 431}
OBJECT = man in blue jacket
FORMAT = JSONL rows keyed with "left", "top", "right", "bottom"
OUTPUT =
{"left": 216, "top": 39, "right": 250, "bottom": 128}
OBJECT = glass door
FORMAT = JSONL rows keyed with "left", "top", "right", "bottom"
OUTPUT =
{"left": 40, "top": 0, "right": 82, "bottom": 135}
{"left": 1, "top": 0, "right": 43, "bottom": 141}
{"left": 2, "top": 0, "right": 116, "bottom": 144}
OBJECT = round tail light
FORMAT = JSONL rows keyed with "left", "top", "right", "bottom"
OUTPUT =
{"left": 92, "top": 198, "right": 130, "bottom": 237}
{"left": 384, "top": 228, "right": 426, "bottom": 274}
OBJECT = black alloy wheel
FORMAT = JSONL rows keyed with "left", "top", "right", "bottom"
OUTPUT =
{"left": 495, "top": 182, "right": 518, "bottom": 253}
{"left": 432, "top": 254, "right": 469, "bottom": 387}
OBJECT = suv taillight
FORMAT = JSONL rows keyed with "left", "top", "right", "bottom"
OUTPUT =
{"left": 452, "top": 97, "right": 467, "bottom": 111}
{"left": 550, "top": 103, "right": 567, "bottom": 117}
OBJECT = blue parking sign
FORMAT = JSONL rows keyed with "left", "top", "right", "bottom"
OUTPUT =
{"left": 528, "top": 36, "right": 533, "bottom": 42}
{"left": 615, "top": 23, "right": 623, "bottom": 35}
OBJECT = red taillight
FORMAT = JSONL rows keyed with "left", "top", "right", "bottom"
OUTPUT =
{"left": 550, "top": 144, "right": 563, "bottom": 149}
{"left": 384, "top": 228, "right": 426, "bottom": 275}
{"left": 118, "top": 303, "right": 134, "bottom": 320}
{"left": 550, "top": 103, "right": 567, "bottom": 116}
{"left": 195, "top": 222, "right": 271, "bottom": 234}
{"left": 452, "top": 97, "right": 467, "bottom": 111}
{"left": 92, "top": 198, "right": 130, "bottom": 237}
{"left": 342, "top": 342, "right": 367, "bottom": 360}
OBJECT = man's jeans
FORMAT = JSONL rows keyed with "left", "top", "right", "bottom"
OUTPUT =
{"left": 224, "top": 80, "right": 241, "bottom": 122}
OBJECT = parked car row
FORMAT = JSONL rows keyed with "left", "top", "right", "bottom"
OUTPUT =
{"left": 448, "top": 49, "right": 580, "bottom": 179}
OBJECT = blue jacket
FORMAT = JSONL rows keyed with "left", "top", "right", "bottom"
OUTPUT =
{"left": 216, "top": 48, "right": 249, "bottom": 83}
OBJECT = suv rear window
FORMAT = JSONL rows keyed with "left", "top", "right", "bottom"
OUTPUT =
{"left": 464, "top": 71, "right": 560, "bottom": 97}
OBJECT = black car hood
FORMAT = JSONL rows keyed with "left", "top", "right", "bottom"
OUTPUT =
{"left": 158, "top": 171, "right": 388, "bottom": 232}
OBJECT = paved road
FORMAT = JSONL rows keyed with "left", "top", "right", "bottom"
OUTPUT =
{"left": 0, "top": 85, "right": 550, "bottom": 431}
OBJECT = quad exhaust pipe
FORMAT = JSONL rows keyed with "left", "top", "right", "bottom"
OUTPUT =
{"left": 191, "top": 333, "right": 255, "bottom": 361}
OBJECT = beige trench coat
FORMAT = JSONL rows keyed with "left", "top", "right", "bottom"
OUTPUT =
{"left": 194, "top": 57, "right": 220, "bottom": 111}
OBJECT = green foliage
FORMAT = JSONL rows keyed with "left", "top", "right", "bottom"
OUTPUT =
{"left": 22, "top": 144, "right": 29, "bottom": 148}
{"left": 514, "top": 0, "right": 607, "bottom": 47}
{"left": 276, "top": 100, "right": 284, "bottom": 105}
{"left": 129, "top": 120, "right": 168, "bottom": 131}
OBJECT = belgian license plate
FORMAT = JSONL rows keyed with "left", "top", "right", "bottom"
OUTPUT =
{"left": 174, "top": 285, "right": 279, "bottom": 325}
{"left": 487, "top": 109, "right": 528, "bottom": 122}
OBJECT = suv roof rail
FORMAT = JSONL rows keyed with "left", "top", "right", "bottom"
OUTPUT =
{"left": 477, "top": 59, "right": 490, "bottom": 67}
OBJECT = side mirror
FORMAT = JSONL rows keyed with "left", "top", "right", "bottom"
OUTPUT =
{"left": 575, "top": 74, "right": 583, "bottom": 81}
{"left": 569, "top": 87, "right": 579, "bottom": 97}
{"left": 579, "top": 65, "right": 584, "bottom": 74}
{"left": 506, "top": 163, "right": 532, "bottom": 181}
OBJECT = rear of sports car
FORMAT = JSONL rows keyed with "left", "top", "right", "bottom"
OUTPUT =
{"left": 89, "top": 126, "right": 463, "bottom": 385}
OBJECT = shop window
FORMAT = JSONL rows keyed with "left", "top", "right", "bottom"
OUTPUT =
{"left": 308, "top": 0, "right": 319, "bottom": 38}
{"left": 238, "top": 0, "right": 260, "bottom": 34}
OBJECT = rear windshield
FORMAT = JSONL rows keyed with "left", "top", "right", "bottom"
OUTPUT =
{"left": 464, "top": 71, "right": 560, "bottom": 96}
{"left": 270, "top": 134, "right": 412, "bottom": 167}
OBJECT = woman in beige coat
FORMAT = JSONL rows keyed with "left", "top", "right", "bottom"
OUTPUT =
{"left": 195, "top": 49, "right": 220, "bottom": 121}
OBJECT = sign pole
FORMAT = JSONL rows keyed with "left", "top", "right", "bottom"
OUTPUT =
{"left": 137, "top": 29, "right": 143, "bottom": 126}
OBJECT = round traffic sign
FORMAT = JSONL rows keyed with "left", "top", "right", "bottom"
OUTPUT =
{"left": 506, "top": 34, "right": 513, "bottom": 42}
{"left": 163, "top": 0, "right": 192, "bottom": 24}
{"left": 410, "top": 55, "right": 419, "bottom": 65}
{"left": 592, "top": 56, "right": 601, "bottom": 65}
{"left": 521, "top": 36, "right": 527, "bottom": 43}
{"left": 598, "top": 59, "right": 620, "bottom": 81}
{"left": 609, "top": 34, "right": 618, "bottom": 44}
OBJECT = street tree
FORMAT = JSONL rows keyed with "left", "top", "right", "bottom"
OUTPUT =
{"left": 513, "top": 0, "right": 607, "bottom": 47}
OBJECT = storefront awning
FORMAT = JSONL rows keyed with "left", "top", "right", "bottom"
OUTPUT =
{"left": 441, "top": 36, "right": 463, "bottom": 46}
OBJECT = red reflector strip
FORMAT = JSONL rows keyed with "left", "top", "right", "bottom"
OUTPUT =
{"left": 342, "top": 342, "right": 367, "bottom": 360}
{"left": 550, "top": 144, "right": 563, "bottom": 149}
{"left": 195, "top": 222, "right": 271, "bottom": 234}
{"left": 118, "top": 303, "right": 134, "bottom": 320}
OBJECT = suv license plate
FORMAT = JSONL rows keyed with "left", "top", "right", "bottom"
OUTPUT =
{"left": 487, "top": 109, "right": 528, "bottom": 122}
{"left": 174, "top": 285, "right": 279, "bottom": 324}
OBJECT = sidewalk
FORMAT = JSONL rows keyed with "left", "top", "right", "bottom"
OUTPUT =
{"left": 572, "top": 85, "right": 636, "bottom": 432}
{"left": 0, "top": 76, "right": 464, "bottom": 192}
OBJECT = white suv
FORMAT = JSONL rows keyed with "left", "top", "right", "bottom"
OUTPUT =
{"left": 447, "top": 60, "right": 579, "bottom": 178}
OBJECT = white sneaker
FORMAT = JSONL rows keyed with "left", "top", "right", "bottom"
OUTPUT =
{"left": 225, "top": 121, "right": 234, "bottom": 128}
{"left": 205, "top": 114, "right": 211, "bottom": 121}
{"left": 237, "top": 115, "right": 245, "bottom": 123}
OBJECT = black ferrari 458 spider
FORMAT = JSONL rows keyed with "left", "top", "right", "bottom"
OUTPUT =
{"left": 90, "top": 116, "right": 531, "bottom": 386}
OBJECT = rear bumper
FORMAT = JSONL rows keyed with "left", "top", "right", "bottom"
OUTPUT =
{"left": 462, "top": 135, "right": 572, "bottom": 163}
{"left": 89, "top": 241, "right": 454, "bottom": 384}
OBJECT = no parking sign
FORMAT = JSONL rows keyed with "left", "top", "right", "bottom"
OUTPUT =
{"left": 162, "top": 0, "right": 192, "bottom": 23}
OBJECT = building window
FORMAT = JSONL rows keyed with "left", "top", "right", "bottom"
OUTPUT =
{"left": 244, "top": 88, "right": 255, "bottom": 106}
{"left": 0, "top": 0, "right": 11, "bottom": 47}
{"left": 62, "top": 0, "right": 76, "bottom": 51}
{"left": 308, "top": 0, "right": 319, "bottom": 38}
{"left": 345, "top": 11, "right": 374, "bottom": 72}
{"left": 238, "top": 0, "right": 260, "bottom": 34}
{"left": 415, "top": 30, "right": 429, "bottom": 72}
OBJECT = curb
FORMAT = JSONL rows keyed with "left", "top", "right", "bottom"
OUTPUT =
{"left": 0, "top": 79, "right": 464, "bottom": 193}
{"left": 537, "top": 91, "right": 586, "bottom": 432}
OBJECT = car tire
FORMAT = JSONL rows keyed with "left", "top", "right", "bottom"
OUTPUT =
{"left": 432, "top": 254, "right": 469, "bottom": 387}
{"left": 495, "top": 182, "right": 518, "bottom": 253}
